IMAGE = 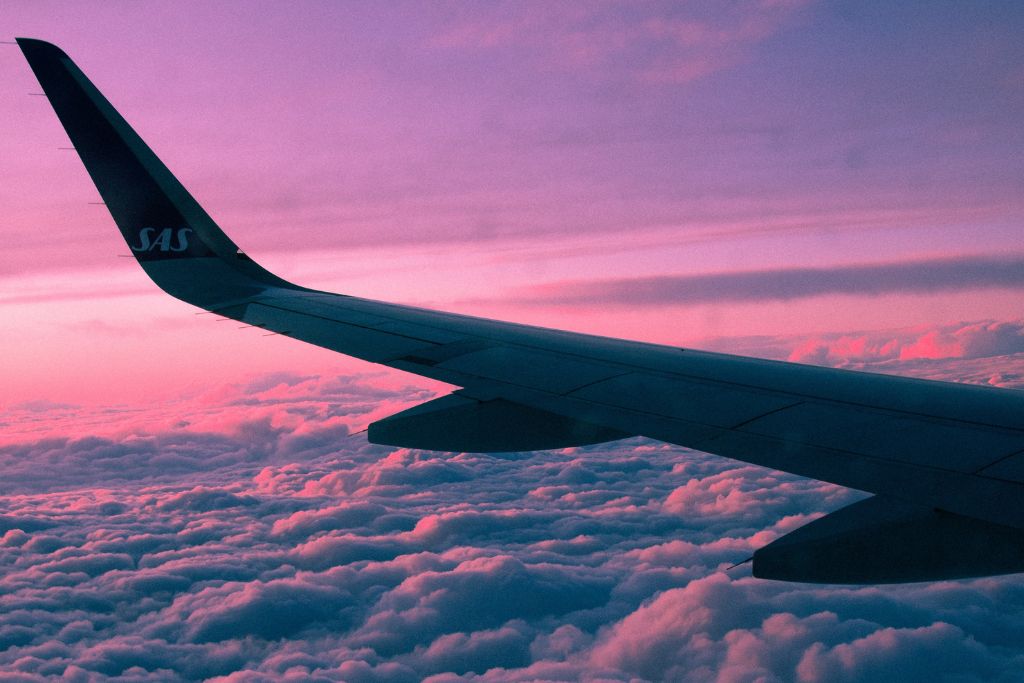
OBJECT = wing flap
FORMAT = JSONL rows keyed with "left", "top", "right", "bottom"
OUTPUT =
{"left": 669, "top": 349, "right": 1024, "bottom": 431}
{"left": 569, "top": 372, "right": 800, "bottom": 428}
{"left": 739, "top": 402, "right": 1024, "bottom": 473}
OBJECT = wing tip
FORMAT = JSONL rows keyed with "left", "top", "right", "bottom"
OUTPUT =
{"left": 15, "top": 37, "right": 69, "bottom": 59}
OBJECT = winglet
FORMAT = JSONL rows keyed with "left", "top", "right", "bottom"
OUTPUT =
{"left": 17, "top": 38, "right": 297, "bottom": 306}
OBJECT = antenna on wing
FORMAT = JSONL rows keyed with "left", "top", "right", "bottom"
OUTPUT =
{"left": 726, "top": 557, "right": 753, "bottom": 571}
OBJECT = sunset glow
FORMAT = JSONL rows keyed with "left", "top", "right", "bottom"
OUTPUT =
{"left": 4, "top": 2, "right": 1024, "bottom": 680}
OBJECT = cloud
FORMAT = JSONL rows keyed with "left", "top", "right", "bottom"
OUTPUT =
{"left": 589, "top": 573, "right": 745, "bottom": 680}
{"left": 2, "top": 364, "right": 1024, "bottom": 680}
{"left": 172, "top": 578, "right": 357, "bottom": 643}
{"left": 515, "top": 255, "right": 1024, "bottom": 307}
{"left": 270, "top": 502, "right": 389, "bottom": 540}
{"left": 429, "top": 2, "right": 809, "bottom": 85}
{"left": 351, "top": 555, "right": 611, "bottom": 655}
{"left": 411, "top": 622, "right": 533, "bottom": 675}
{"left": 785, "top": 320, "right": 1024, "bottom": 368}
{"left": 795, "top": 622, "right": 1004, "bottom": 683}
{"left": 157, "top": 487, "right": 258, "bottom": 513}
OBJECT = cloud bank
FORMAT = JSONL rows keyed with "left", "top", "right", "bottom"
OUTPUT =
{"left": 517, "top": 255, "right": 1024, "bottom": 307}
{"left": 2, "top": 354, "right": 1024, "bottom": 680}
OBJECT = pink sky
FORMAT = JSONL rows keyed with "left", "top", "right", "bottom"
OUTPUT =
{"left": 5, "top": 4, "right": 1024, "bottom": 681}
{"left": 3, "top": 1, "right": 1024, "bottom": 407}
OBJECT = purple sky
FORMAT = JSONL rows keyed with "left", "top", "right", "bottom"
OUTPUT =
{"left": 4, "top": 2, "right": 1024, "bottom": 680}
{"left": 4, "top": 1, "right": 1024, "bottom": 402}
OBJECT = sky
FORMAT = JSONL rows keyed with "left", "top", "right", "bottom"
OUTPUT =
{"left": 4, "top": 1, "right": 1024, "bottom": 680}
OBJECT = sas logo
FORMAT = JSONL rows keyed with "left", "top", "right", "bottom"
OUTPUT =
{"left": 130, "top": 227, "right": 193, "bottom": 253}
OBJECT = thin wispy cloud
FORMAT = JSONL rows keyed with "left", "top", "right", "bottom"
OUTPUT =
{"left": 517, "top": 255, "right": 1024, "bottom": 307}
{"left": 429, "top": 1, "right": 810, "bottom": 84}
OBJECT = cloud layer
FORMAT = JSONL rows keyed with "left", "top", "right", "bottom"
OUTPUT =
{"left": 517, "top": 255, "right": 1024, "bottom": 307}
{"left": 784, "top": 319, "right": 1024, "bottom": 368}
{"left": 3, "top": 351, "right": 1024, "bottom": 681}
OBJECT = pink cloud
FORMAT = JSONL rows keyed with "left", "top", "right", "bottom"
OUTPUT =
{"left": 663, "top": 468, "right": 778, "bottom": 518}
{"left": 787, "top": 320, "right": 1024, "bottom": 366}
{"left": 415, "top": 623, "right": 532, "bottom": 674}
{"left": 1, "top": 360, "right": 1024, "bottom": 679}
{"left": 590, "top": 573, "right": 736, "bottom": 678}
{"left": 796, "top": 622, "right": 997, "bottom": 682}
{"left": 428, "top": 1, "right": 807, "bottom": 85}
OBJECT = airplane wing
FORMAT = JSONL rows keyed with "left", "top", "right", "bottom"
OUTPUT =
{"left": 18, "top": 38, "right": 1024, "bottom": 584}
